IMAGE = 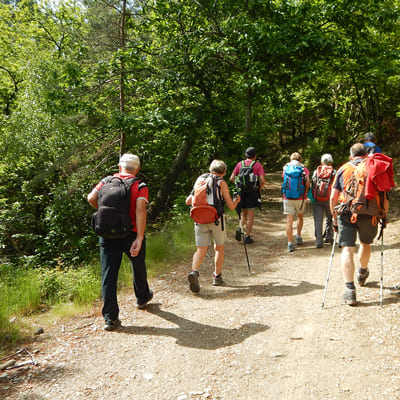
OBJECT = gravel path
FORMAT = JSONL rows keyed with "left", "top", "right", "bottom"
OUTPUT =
{"left": 2, "top": 173, "right": 400, "bottom": 400}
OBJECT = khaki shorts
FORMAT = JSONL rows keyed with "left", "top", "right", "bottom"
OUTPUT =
{"left": 283, "top": 199, "right": 306, "bottom": 215}
{"left": 194, "top": 216, "right": 227, "bottom": 247}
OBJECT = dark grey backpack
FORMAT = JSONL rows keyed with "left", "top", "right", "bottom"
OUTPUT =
{"left": 91, "top": 176, "right": 138, "bottom": 238}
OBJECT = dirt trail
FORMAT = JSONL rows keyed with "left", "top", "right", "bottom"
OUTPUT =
{"left": 2, "top": 173, "right": 400, "bottom": 400}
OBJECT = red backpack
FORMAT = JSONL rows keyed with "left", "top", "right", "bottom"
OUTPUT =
{"left": 312, "top": 165, "right": 334, "bottom": 202}
{"left": 190, "top": 174, "right": 225, "bottom": 227}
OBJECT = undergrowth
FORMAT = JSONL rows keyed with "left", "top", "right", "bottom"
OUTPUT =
{"left": 0, "top": 214, "right": 198, "bottom": 350}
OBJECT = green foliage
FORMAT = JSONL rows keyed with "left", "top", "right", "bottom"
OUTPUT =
{"left": 0, "top": 210, "right": 196, "bottom": 344}
{"left": 38, "top": 265, "right": 100, "bottom": 305}
{"left": 0, "top": 261, "right": 100, "bottom": 345}
{"left": 1, "top": 0, "right": 400, "bottom": 267}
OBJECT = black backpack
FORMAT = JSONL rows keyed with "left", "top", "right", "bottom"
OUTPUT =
{"left": 91, "top": 176, "right": 138, "bottom": 238}
{"left": 235, "top": 161, "right": 258, "bottom": 191}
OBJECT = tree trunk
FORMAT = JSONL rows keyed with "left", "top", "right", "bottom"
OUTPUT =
{"left": 148, "top": 137, "right": 196, "bottom": 221}
{"left": 119, "top": 0, "right": 127, "bottom": 156}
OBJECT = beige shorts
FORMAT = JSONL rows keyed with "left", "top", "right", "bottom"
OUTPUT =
{"left": 283, "top": 199, "right": 306, "bottom": 215}
{"left": 194, "top": 216, "right": 227, "bottom": 247}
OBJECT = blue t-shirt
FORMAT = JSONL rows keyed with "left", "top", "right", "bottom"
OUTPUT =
{"left": 364, "top": 141, "right": 382, "bottom": 154}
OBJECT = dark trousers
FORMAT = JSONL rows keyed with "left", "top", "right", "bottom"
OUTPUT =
{"left": 99, "top": 232, "right": 150, "bottom": 321}
{"left": 312, "top": 201, "right": 333, "bottom": 245}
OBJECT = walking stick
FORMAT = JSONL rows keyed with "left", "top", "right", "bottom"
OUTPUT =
{"left": 321, "top": 230, "right": 338, "bottom": 309}
{"left": 240, "top": 218, "right": 251, "bottom": 272}
{"left": 235, "top": 198, "right": 251, "bottom": 272}
{"left": 377, "top": 219, "right": 386, "bottom": 307}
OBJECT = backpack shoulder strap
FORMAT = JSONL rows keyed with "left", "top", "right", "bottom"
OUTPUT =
{"left": 102, "top": 175, "right": 114, "bottom": 184}
{"left": 125, "top": 177, "right": 140, "bottom": 187}
{"left": 213, "top": 175, "right": 224, "bottom": 201}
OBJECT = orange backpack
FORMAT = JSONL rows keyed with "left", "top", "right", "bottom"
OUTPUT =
{"left": 190, "top": 174, "right": 225, "bottom": 227}
{"left": 345, "top": 158, "right": 391, "bottom": 224}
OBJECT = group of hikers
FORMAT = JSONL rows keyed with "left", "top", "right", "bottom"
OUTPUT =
{"left": 87, "top": 132, "right": 394, "bottom": 331}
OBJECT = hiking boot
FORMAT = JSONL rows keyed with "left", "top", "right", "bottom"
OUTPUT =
{"left": 188, "top": 270, "right": 200, "bottom": 293}
{"left": 296, "top": 235, "right": 304, "bottom": 245}
{"left": 342, "top": 288, "right": 357, "bottom": 306}
{"left": 212, "top": 274, "right": 223, "bottom": 286}
{"left": 104, "top": 319, "right": 121, "bottom": 331}
{"left": 357, "top": 268, "right": 370, "bottom": 287}
{"left": 316, "top": 240, "right": 323, "bottom": 248}
{"left": 235, "top": 227, "right": 242, "bottom": 241}
{"left": 287, "top": 242, "right": 295, "bottom": 252}
{"left": 137, "top": 290, "right": 153, "bottom": 309}
{"left": 244, "top": 236, "right": 254, "bottom": 244}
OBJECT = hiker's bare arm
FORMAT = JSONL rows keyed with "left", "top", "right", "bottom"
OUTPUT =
{"left": 87, "top": 189, "right": 98, "bottom": 209}
{"left": 229, "top": 172, "right": 236, "bottom": 184}
{"left": 220, "top": 181, "right": 240, "bottom": 210}
{"left": 130, "top": 198, "right": 147, "bottom": 257}
{"left": 305, "top": 174, "right": 310, "bottom": 193}
{"left": 330, "top": 188, "right": 340, "bottom": 215}
{"left": 259, "top": 175, "right": 266, "bottom": 190}
{"left": 135, "top": 199, "right": 147, "bottom": 241}
{"left": 185, "top": 194, "right": 193, "bottom": 205}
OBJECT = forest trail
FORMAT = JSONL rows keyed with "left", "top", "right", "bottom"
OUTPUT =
{"left": 2, "top": 172, "right": 400, "bottom": 400}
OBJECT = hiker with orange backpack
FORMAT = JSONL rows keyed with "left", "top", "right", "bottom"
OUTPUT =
{"left": 311, "top": 154, "right": 336, "bottom": 248}
{"left": 186, "top": 160, "right": 240, "bottom": 293}
{"left": 330, "top": 143, "right": 394, "bottom": 306}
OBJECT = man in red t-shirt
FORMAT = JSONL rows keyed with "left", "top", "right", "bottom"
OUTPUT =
{"left": 230, "top": 147, "right": 265, "bottom": 244}
{"left": 87, "top": 153, "right": 153, "bottom": 331}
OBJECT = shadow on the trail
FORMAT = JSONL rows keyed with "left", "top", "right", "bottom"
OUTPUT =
{"left": 355, "top": 295, "right": 400, "bottom": 308}
{"left": 119, "top": 304, "right": 269, "bottom": 349}
{"left": 355, "top": 281, "right": 400, "bottom": 307}
{"left": 363, "top": 280, "right": 398, "bottom": 290}
{"left": 0, "top": 365, "right": 72, "bottom": 400}
{"left": 196, "top": 280, "right": 324, "bottom": 300}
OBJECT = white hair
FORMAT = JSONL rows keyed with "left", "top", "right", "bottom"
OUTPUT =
{"left": 209, "top": 159, "right": 227, "bottom": 174}
{"left": 119, "top": 153, "right": 140, "bottom": 172}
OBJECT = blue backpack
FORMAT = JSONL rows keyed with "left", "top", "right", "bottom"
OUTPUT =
{"left": 282, "top": 164, "right": 305, "bottom": 199}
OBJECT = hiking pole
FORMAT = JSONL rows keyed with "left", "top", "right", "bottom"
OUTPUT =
{"left": 234, "top": 195, "right": 251, "bottom": 272}
{"left": 321, "top": 230, "right": 338, "bottom": 309}
{"left": 241, "top": 218, "right": 251, "bottom": 273}
{"left": 377, "top": 219, "right": 386, "bottom": 307}
{"left": 380, "top": 233, "right": 384, "bottom": 307}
